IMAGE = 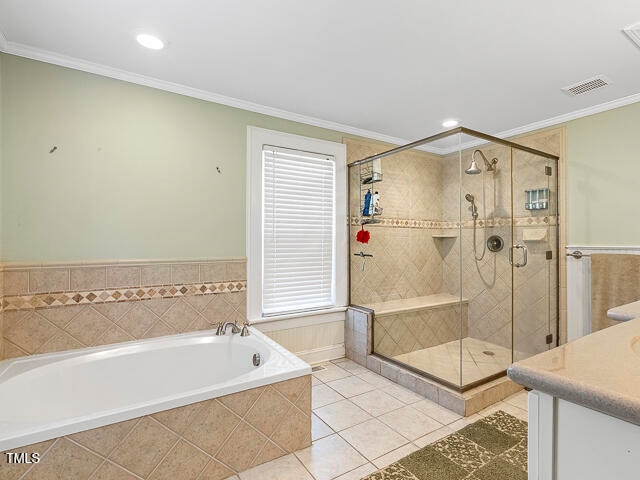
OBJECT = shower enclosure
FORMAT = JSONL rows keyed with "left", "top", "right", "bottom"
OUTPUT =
{"left": 348, "top": 127, "right": 559, "bottom": 391}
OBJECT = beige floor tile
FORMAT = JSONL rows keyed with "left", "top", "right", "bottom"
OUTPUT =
{"left": 333, "top": 463, "right": 378, "bottom": 480}
{"left": 312, "top": 384, "right": 345, "bottom": 409}
{"left": 238, "top": 453, "right": 312, "bottom": 480}
{"left": 325, "top": 376, "right": 377, "bottom": 398}
{"left": 339, "top": 419, "right": 409, "bottom": 461}
{"left": 295, "top": 434, "right": 367, "bottom": 480}
{"left": 496, "top": 402, "right": 528, "bottom": 421}
{"left": 449, "top": 414, "right": 482, "bottom": 431}
{"left": 314, "top": 399, "right": 372, "bottom": 432}
{"left": 332, "top": 359, "right": 369, "bottom": 375}
{"left": 350, "top": 390, "right": 405, "bottom": 417}
{"left": 411, "top": 399, "right": 462, "bottom": 425}
{"left": 312, "top": 376, "right": 322, "bottom": 386}
{"left": 311, "top": 413, "right": 334, "bottom": 441}
{"left": 357, "top": 371, "right": 395, "bottom": 388}
{"left": 378, "top": 405, "right": 443, "bottom": 440}
{"left": 384, "top": 384, "right": 424, "bottom": 404}
{"left": 413, "top": 426, "right": 455, "bottom": 448}
{"left": 503, "top": 390, "right": 529, "bottom": 411}
{"left": 312, "top": 363, "right": 352, "bottom": 383}
{"left": 372, "top": 443, "right": 420, "bottom": 469}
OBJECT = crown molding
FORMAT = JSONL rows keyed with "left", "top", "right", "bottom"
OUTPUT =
{"left": 0, "top": 29, "right": 7, "bottom": 50}
{"left": 1, "top": 37, "right": 639, "bottom": 157}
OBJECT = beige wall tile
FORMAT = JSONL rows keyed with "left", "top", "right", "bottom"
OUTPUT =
{"left": 152, "top": 401, "right": 204, "bottom": 436}
{"left": 215, "top": 421, "right": 268, "bottom": 472}
{"left": 218, "top": 386, "right": 265, "bottom": 417}
{"left": 109, "top": 417, "right": 178, "bottom": 478}
{"left": 4, "top": 311, "right": 62, "bottom": 354}
{"left": 63, "top": 308, "right": 113, "bottom": 346}
{"left": 69, "top": 418, "right": 138, "bottom": 457}
{"left": 38, "top": 305, "right": 83, "bottom": 328}
{"left": 29, "top": 268, "right": 69, "bottom": 293}
{"left": 3, "top": 339, "right": 29, "bottom": 359}
{"left": 197, "top": 459, "right": 235, "bottom": 480}
{"left": 93, "top": 302, "right": 133, "bottom": 322}
{"left": 161, "top": 300, "right": 199, "bottom": 332}
{"left": 225, "top": 261, "right": 246, "bottom": 281}
{"left": 106, "top": 266, "right": 140, "bottom": 289}
{"left": 116, "top": 304, "right": 159, "bottom": 338}
{"left": 37, "top": 331, "right": 86, "bottom": 354}
{"left": 90, "top": 461, "right": 139, "bottom": 480}
{"left": 4, "top": 270, "right": 29, "bottom": 295}
{"left": 171, "top": 264, "right": 199, "bottom": 284}
{"left": 141, "top": 265, "right": 172, "bottom": 286}
{"left": 23, "top": 438, "right": 102, "bottom": 480}
{"left": 149, "top": 440, "right": 209, "bottom": 480}
{"left": 270, "top": 406, "right": 311, "bottom": 452}
{"left": 70, "top": 267, "right": 106, "bottom": 291}
{"left": 182, "top": 401, "right": 240, "bottom": 456}
{"left": 199, "top": 262, "right": 226, "bottom": 283}
{"left": 244, "top": 386, "right": 291, "bottom": 437}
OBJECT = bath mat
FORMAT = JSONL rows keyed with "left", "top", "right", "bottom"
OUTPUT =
{"left": 361, "top": 411, "right": 527, "bottom": 480}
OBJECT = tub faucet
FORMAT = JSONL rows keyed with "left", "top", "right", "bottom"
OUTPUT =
{"left": 216, "top": 321, "right": 241, "bottom": 335}
{"left": 240, "top": 321, "right": 251, "bottom": 337}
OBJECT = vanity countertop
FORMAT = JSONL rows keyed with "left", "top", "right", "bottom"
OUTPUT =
{"left": 508, "top": 317, "right": 640, "bottom": 426}
{"left": 607, "top": 299, "right": 640, "bottom": 322}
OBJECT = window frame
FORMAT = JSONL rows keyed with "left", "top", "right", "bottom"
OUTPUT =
{"left": 246, "top": 126, "right": 348, "bottom": 325}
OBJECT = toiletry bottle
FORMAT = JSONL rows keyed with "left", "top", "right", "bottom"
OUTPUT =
{"left": 363, "top": 189, "right": 372, "bottom": 216}
{"left": 371, "top": 191, "right": 380, "bottom": 215}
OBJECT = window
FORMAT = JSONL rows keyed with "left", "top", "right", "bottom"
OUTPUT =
{"left": 247, "top": 127, "right": 347, "bottom": 323}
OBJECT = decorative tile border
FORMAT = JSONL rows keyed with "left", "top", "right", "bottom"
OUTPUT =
{"left": 350, "top": 215, "right": 558, "bottom": 229}
{"left": 2, "top": 281, "right": 247, "bottom": 312}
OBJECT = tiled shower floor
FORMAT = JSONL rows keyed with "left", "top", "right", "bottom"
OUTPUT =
{"left": 393, "top": 337, "right": 512, "bottom": 387}
{"left": 228, "top": 358, "right": 527, "bottom": 480}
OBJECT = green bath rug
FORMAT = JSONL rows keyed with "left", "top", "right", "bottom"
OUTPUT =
{"left": 362, "top": 411, "right": 527, "bottom": 480}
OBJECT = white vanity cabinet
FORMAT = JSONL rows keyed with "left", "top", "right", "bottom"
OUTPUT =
{"left": 528, "top": 390, "right": 640, "bottom": 480}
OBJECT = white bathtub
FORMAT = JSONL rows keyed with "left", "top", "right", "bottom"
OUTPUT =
{"left": 0, "top": 328, "right": 310, "bottom": 451}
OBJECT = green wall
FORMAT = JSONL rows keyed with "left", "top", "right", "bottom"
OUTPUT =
{"left": 2, "top": 53, "right": 639, "bottom": 262}
{"left": 566, "top": 101, "right": 640, "bottom": 245}
{"left": 0, "top": 54, "right": 348, "bottom": 262}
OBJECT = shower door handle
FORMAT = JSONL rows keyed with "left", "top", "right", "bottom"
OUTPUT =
{"left": 509, "top": 244, "right": 528, "bottom": 268}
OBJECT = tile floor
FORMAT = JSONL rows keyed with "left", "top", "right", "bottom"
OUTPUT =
{"left": 393, "top": 337, "right": 513, "bottom": 387}
{"left": 226, "top": 358, "right": 528, "bottom": 480}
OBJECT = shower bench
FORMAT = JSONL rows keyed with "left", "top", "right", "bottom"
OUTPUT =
{"left": 365, "top": 293, "right": 469, "bottom": 357}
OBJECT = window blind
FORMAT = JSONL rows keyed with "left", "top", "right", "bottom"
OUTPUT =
{"left": 262, "top": 145, "right": 336, "bottom": 316}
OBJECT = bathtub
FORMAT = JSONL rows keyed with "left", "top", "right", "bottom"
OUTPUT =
{"left": 0, "top": 327, "right": 311, "bottom": 452}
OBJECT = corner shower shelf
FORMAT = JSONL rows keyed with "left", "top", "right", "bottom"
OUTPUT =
{"left": 432, "top": 234, "right": 458, "bottom": 239}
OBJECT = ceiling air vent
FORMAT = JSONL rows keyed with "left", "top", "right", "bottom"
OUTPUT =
{"left": 623, "top": 21, "right": 640, "bottom": 50}
{"left": 561, "top": 75, "right": 611, "bottom": 96}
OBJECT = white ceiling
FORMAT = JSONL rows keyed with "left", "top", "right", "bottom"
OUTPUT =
{"left": 1, "top": 0, "right": 640, "bottom": 147}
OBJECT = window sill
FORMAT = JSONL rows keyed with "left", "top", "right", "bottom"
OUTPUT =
{"left": 251, "top": 306, "right": 348, "bottom": 332}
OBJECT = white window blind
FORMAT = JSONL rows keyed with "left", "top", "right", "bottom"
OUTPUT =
{"left": 262, "top": 145, "right": 336, "bottom": 316}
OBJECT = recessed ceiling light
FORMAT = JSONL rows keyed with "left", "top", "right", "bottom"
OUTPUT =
{"left": 136, "top": 34, "right": 164, "bottom": 50}
{"left": 442, "top": 119, "right": 459, "bottom": 128}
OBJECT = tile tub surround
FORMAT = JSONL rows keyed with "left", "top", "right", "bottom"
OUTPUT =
{"left": 508, "top": 316, "right": 640, "bottom": 427}
{"left": 1, "top": 259, "right": 246, "bottom": 360}
{"left": 0, "top": 375, "right": 312, "bottom": 480}
{"left": 346, "top": 306, "right": 522, "bottom": 416}
{"left": 225, "top": 358, "right": 528, "bottom": 480}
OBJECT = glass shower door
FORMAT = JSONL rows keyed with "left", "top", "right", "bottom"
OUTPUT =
{"left": 511, "top": 149, "right": 559, "bottom": 362}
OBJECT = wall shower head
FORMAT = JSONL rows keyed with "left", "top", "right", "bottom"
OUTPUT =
{"left": 465, "top": 159, "right": 482, "bottom": 175}
{"left": 466, "top": 149, "right": 499, "bottom": 175}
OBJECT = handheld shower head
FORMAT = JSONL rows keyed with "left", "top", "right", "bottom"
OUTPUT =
{"left": 465, "top": 193, "right": 478, "bottom": 218}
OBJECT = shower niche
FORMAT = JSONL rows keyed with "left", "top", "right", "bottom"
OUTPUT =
{"left": 347, "top": 128, "right": 559, "bottom": 393}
